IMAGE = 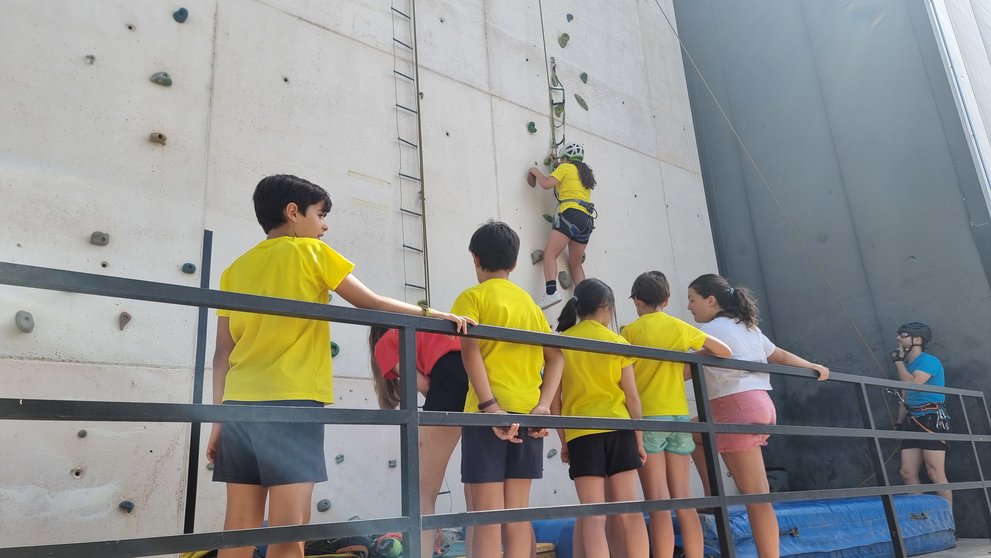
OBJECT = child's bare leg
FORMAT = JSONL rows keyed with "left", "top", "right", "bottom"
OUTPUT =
{"left": 638, "top": 452, "right": 673, "bottom": 558}
{"left": 566, "top": 241, "right": 587, "bottom": 286}
{"left": 419, "top": 425, "right": 462, "bottom": 557}
{"left": 607, "top": 469, "right": 649, "bottom": 558}
{"left": 542, "top": 231, "right": 570, "bottom": 284}
{"left": 722, "top": 449, "right": 779, "bottom": 558}
{"left": 689, "top": 419, "right": 713, "bottom": 497}
{"left": 464, "top": 485, "right": 474, "bottom": 558}
{"left": 574, "top": 476, "right": 609, "bottom": 558}
{"left": 219, "top": 483, "right": 267, "bottom": 558}
{"left": 667, "top": 452, "right": 703, "bottom": 558}
{"left": 469, "top": 482, "right": 505, "bottom": 558}
{"left": 503, "top": 478, "right": 535, "bottom": 558}
{"left": 265, "top": 482, "right": 315, "bottom": 558}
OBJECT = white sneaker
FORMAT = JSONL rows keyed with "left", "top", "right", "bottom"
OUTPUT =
{"left": 537, "top": 291, "right": 563, "bottom": 309}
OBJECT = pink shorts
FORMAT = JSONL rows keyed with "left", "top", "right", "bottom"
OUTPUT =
{"left": 710, "top": 390, "right": 776, "bottom": 453}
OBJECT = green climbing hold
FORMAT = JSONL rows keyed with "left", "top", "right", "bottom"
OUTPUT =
{"left": 543, "top": 156, "right": 552, "bottom": 167}
{"left": 543, "top": 214, "right": 554, "bottom": 223}
{"left": 530, "top": 250, "right": 544, "bottom": 265}
{"left": 553, "top": 104, "right": 564, "bottom": 117}
{"left": 574, "top": 93, "right": 588, "bottom": 111}
{"left": 331, "top": 341, "right": 340, "bottom": 357}
{"left": 580, "top": 72, "right": 588, "bottom": 84}
{"left": 150, "top": 72, "right": 172, "bottom": 87}
{"left": 558, "top": 33, "right": 570, "bottom": 48}
{"left": 527, "top": 121, "right": 537, "bottom": 134}
{"left": 335, "top": 454, "right": 345, "bottom": 464}
{"left": 566, "top": 14, "right": 574, "bottom": 22}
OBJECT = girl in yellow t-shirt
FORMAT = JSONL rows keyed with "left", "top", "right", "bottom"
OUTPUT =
{"left": 527, "top": 142, "right": 597, "bottom": 310}
{"left": 552, "top": 278, "right": 648, "bottom": 558}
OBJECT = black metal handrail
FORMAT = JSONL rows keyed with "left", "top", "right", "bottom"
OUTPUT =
{"left": 0, "top": 261, "right": 989, "bottom": 558}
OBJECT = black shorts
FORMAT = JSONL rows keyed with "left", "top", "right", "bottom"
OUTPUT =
{"left": 213, "top": 400, "right": 327, "bottom": 486}
{"left": 566, "top": 430, "right": 642, "bottom": 480}
{"left": 461, "top": 422, "right": 543, "bottom": 483}
{"left": 900, "top": 413, "right": 950, "bottom": 451}
{"left": 423, "top": 352, "right": 469, "bottom": 412}
{"left": 552, "top": 208, "right": 594, "bottom": 244}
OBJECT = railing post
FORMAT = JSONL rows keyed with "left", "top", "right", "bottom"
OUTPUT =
{"left": 689, "top": 361, "right": 735, "bottom": 558}
{"left": 856, "top": 383, "right": 906, "bottom": 558}
{"left": 958, "top": 394, "right": 991, "bottom": 541}
{"left": 184, "top": 229, "right": 213, "bottom": 534}
{"left": 398, "top": 326, "right": 422, "bottom": 556}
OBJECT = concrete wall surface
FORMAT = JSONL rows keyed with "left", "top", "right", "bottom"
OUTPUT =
{"left": 0, "top": 0, "right": 717, "bottom": 549}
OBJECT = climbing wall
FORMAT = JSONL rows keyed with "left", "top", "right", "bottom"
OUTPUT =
{"left": 0, "top": 0, "right": 718, "bottom": 549}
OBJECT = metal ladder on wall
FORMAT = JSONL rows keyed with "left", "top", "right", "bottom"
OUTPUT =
{"left": 391, "top": 0, "right": 429, "bottom": 305}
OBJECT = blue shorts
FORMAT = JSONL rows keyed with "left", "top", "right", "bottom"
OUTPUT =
{"left": 461, "top": 422, "right": 543, "bottom": 483}
{"left": 213, "top": 400, "right": 327, "bottom": 486}
{"left": 642, "top": 415, "right": 695, "bottom": 455}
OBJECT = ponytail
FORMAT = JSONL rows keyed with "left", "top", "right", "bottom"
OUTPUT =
{"left": 556, "top": 278, "right": 615, "bottom": 332}
{"left": 688, "top": 273, "right": 760, "bottom": 329}
{"left": 571, "top": 160, "right": 596, "bottom": 190}
{"left": 368, "top": 326, "right": 401, "bottom": 409}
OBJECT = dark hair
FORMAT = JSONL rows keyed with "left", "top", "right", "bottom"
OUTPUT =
{"left": 570, "top": 160, "right": 596, "bottom": 190}
{"left": 468, "top": 220, "right": 519, "bottom": 271}
{"left": 630, "top": 271, "right": 670, "bottom": 307}
{"left": 556, "top": 278, "right": 615, "bottom": 332}
{"left": 253, "top": 174, "right": 333, "bottom": 234}
{"left": 368, "top": 326, "right": 401, "bottom": 409}
{"left": 688, "top": 273, "right": 760, "bottom": 329}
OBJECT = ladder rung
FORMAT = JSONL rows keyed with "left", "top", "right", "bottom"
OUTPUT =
{"left": 394, "top": 69, "right": 415, "bottom": 82}
{"left": 391, "top": 7, "right": 411, "bottom": 20}
{"left": 398, "top": 137, "right": 418, "bottom": 149}
{"left": 393, "top": 37, "right": 413, "bottom": 51}
{"left": 398, "top": 172, "right": 421, "bottom": 182}
{"left": 396, "top": 103, "right": 418, "bottom": 114}
{"left": 402, "top": 244, "right": 424, "bottom": 253}
{"left": 404, "top": 282, "right": 426, "bottom": 290}
{"left": 401, "top": 208, "right": 423, "bottom": 217}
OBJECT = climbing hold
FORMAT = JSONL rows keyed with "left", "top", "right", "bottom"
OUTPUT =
{"left": 15, "top": 311, "right": 35, "bottom": 333}
{"left": 77, "top": 429, "right": 88, "bottom": 438}
{"left": 387, "top": 459, "right": 397, "bottom": 468}
{"left": 580, "top": 72, "right": 588, "bottom": 84}
{"left": 118, "top": 312, "right": 131, "bottom": 331}
{"left": 118, "top": 500, "right": 135, "bottom": 514}
{"left": 331, "top": 342, "right": 340, "bottom": 357}
{"left": 542, "top": 214, "right": 553, "bottom": 223}
{"left": 317, "top": 499, "right": 331, "bottom": 512}
{"left": 527, "top": 121, "right": 537, "bottom": 134}
{"left": 547, "top": 448, "right": 558, "bottom": 458}
{"left": 148, "top": 132, "right": 167, "bottom": 146}
{"left": 566, "top": 14, "right": 574, "bottom": 22}
{"left": 574, "top": 93, "right": 588, "bottom": 111}
{"left": 558, "top": 33, "right": 570, "bottom": 48}
{"left": 85, "top": 54, "right": 96, "bottom": 65}
{"left": 71, "top": 468, "right": 85, "bottom": 479}
{"left": 89, "top": 231, "right": 110, "bottom": 246}
{"left": 553, "top": 104, "right": 564, "bottom": 117}
{"left": 581, "top": 253, "right": 586, "bottom": 263}
{"left": 530, "top": 250, "right": 544, "bottom": 265}
{"left": 543, "top": 156, "right": 552, "bottom": 167}
{"left": 335, "top": 454, "right": 345, "bottom": 464}
{"left": 150, "top": 72, "right": 172, "bottom": 87}
{"left": 527, "top": 171, "right": 536, "bottom": 188}
{"left": 172, "top": 8, "right": 189, "bottom": 23}
{"left": 181, "top": 262, "right": 196, "bottom": 274}
{"left": 559, "top": 270, "right": 572, "bottom": 290}
{"left": 206, "top": 462, "right": 215, "bottom": 470}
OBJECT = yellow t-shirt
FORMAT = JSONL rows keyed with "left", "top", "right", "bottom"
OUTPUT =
{"left": 621, "top": 312, "right": 707, "bottom": 416}
{"left": 561, "top": 320, "right": 635, "bottom": 442}
{"left": 218, "top": 237, "right": 355, "bottom": 403}
{"left": 450, "top": 278, "right": 551, "bottom": 414}
{"left": 550, "top": 162, "right": 592, "bottom": 215}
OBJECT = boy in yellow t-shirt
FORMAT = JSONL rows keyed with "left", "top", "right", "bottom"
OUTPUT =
{"left": 450, "top": 220, "right": 564, "bottom": 558}
{"left": 209, "top": 174, "right": 469, "bottom": 558}
{"left": 622, "top": 271, "right": 731, "bottom": 558}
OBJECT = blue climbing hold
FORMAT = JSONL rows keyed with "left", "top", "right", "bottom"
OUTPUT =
{"left": 173, "top": 8, "right": 189, "bottom": 23}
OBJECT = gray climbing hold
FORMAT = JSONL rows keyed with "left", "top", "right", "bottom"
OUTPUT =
{"left": 527, "top": 121, "right": 537, "bottom": 134}
{"left": 388, "top": 459, "right": 397, "bottom": 468}
{"left": 543, "top": 214, "right": 553, "bottom": 223}
{"left": 335, "top": 454, "right": 345, "bottom": 464}
{"left": 71, "top": 468, "right": 84, "bottom": 479}
{"left": 559, "top": 270, "right": 572, "bottom": 290}
{"left": 580, "top": 72, "right": 588, "bottom": 84}
{"left": 566, "top": 14, "right": 574, "bottom": 22}
{"left": 15, "top": 311, "right": 34, "bottom": 333}
{"left": 77, "top": 429, "right": 88, "bottom": 438}
{"left": 90, "top": 231, "right": 110, "bottom": 246}
{"left": 331, "top": 342, "right": 340, "bottom": 358}
{"left": 530, "top": 250, "right": 544, "bottom": 265}
{"left": 150, "top": 72, "right": 172, "bottom": 87}
{"left": 172, "top": 8, "right": 188, "bottom": 23}
{"left": 181, "top": 262, "right": 196, "bottom": 274}
{"left": 118, "top": 312, "right": 131, "bottom": 331}
{"left": 558, "top": 33, "right": 570, "bottom": 48}
{"left": 85, "top": 54, "right": 96, "bottom": 65}
{"left": 148, "top": 132, "right": 167, "bottom": 146}
{"left": 206, "top": 462, "right": 215, "bottom": 470}
{"left": 574, "top": 94, "right": 588, "bottom": 111}
{"left": 317, "top": 499, "right": 331, "bottom": 512}
{"left": 581, "top": 253, "right": 586, "bottom": 263}
{"left": 118, "top": 500, "right": 135, "bottom": 514}
{"left": 547, "top": 448, "right": 558, "bottom": 458}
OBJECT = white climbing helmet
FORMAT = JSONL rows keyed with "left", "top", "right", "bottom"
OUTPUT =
{"left": 561, "top": 142, "right": 584, "bottom": 162}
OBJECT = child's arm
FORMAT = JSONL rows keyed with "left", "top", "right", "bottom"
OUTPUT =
{"left": 528, "top": 347, "right": 564, "bottom": 439}
{"left": 335, "top": 275, "right": 473, "bottom": 333}
{"left": 701, "top": 335, "right": 732, "bottom": 358}
{"left": 461, "top": 337, "right": 521, "bottom": 442}
{"left": 207, "top": 317, "right": 235, "bottom": 463}
{"left": 619, "top": 364, "right": 647, "bottom": 464}
{"left": 528, "top": 167, "right": 560, "bottom": 190}
{"left": 549, "top": 382, "right": 569, "bottom": 464}
{"left": 416, "top": 372, "right": 430, "bottom": 397}
{"left": 768, "top": 348, "right": 830, "bottom": 381}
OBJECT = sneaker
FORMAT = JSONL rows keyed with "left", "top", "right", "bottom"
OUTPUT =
{"left": 537, "top": 291, "right": 563, "bottom": 309}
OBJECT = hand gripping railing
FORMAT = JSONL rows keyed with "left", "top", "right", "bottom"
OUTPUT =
{"left": 0, "top": 261, "right": 989, "bottom": 558}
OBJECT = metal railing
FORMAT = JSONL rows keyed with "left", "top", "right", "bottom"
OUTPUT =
{"left": 0, "top": 260, "right": 989, "bottom": 558}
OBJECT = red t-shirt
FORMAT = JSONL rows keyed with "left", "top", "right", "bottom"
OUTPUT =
{"left": 373, "top": 329, "right": 460, "bottom": 380}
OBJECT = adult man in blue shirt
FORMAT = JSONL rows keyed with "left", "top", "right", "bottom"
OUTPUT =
{"left": 892, "top": 321, "right": 951, "bottom": 503}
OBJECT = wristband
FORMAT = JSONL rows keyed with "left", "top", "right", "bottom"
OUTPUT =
{"left": 418, "top": 302, "right": 432, "bottom": 317}
{"left": 478, "top": 398, "right": 498, "bottom": 411}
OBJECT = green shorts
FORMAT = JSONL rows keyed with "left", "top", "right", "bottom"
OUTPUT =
{"left": 642, "top": 415, "right": 695, "bottom": 455}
